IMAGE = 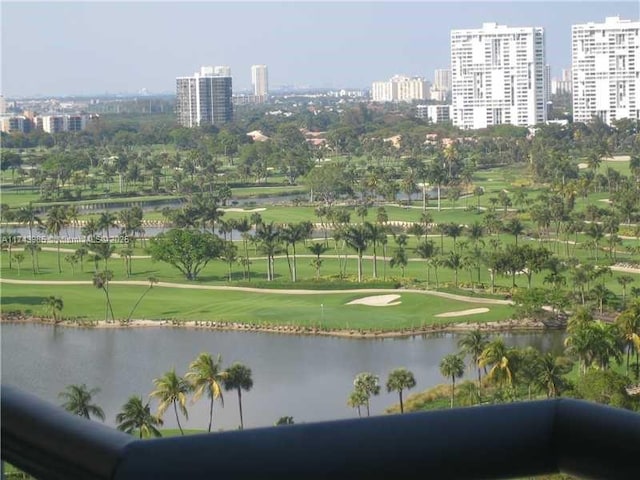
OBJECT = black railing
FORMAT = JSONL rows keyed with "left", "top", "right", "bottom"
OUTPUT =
{"left": 2, "top": 383, "right": 640, "bottom": 479}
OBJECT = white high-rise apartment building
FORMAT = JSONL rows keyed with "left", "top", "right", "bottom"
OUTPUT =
{"left": 176, "top": 67, "right": 233, "bottom": 128}
{"left": 451, "top": 23, "right": 547, "bottom": 129}
{"left": 572, "top": 16, "right": 640, "bottom": 125}
{"left": 371, "top": 75, "right": 429, "bottom": 102}
{"left": 251, "top": 65, "right": 269, "bottom": 98}
{"left": 200, "top": 66, "right": 232, "bottom": 77}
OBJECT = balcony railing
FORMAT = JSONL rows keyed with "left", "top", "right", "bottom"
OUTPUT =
{"left": 2, "top": 383, "right": 639, "bottom": 479}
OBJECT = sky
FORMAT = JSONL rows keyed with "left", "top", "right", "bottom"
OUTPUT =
{"left": 1, "top": 1, "right": 639, "bottom": 97}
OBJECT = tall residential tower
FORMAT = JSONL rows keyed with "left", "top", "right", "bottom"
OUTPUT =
{"left": 176, "top": 66, "right": 233, "bottom": 128}
{"left": 451, "top": 23, "right": 547, "bottom": 129}
{"left": 572, "top": 16, "right": 640, "bottom": 125}
{"left": 251, "top": 65, "right": 269, "bottom": 100}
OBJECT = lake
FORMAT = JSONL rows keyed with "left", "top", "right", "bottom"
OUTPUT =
{"left": 0, "top": 323, "right": 564, "bottom": 431}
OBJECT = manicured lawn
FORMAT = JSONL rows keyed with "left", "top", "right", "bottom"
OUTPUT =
{"left": 0, "top": 282, "right": 514, "bottom": 331}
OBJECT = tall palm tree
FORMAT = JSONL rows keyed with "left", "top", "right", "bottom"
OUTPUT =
{"left": 353, "top": 372, "right": 380, "bottom": 417}
{"left": 59, "top": 384, "right": 105, "bottom": 421}
{"left": 415, "top": 239, "right": 437, "bottom": 287}
{"left": 386, "top": 368, "right": 416, "bottom": 414}
{"left": 308, "top": 242, "right": 328, "bottom": 279}
{"left": 98, "top": 211, "right": 118, "bottom": 241}
{"left": 185, "top": 353, "right": 227, "bottom": 433}
{"left": 281, "top": 222, "right": 312, "bottom": 282}
{"left": 125, "top": 276, "right": 158, "bottom": 323}
{"left": 616, "top": 301, "right": 640, "bottom": 377}
{"left": 504, "top": 218, "right": 525, "bottom": 246}
{"left": 16, "top": 203, "right": 42, "bottom": 275}
{"left": 46, "top": 205, "right": 68, "bottom": 273}
{"left": 150, "top": 369, "right": 191, "bottom": 436}
{"left": 440, "top": 354, "right": 465, "bottom": 408}
{"left": 116, "top": 395, "right": 163, "bottom": 439}
{"left": 93, "top": 270, "right": 115, "bottom": 322}
{"left": 365, "top": 222, "right": 387, "bottom": 279}
{"left": 458, "top": 329, "right": 490, "bottom": 385}
{"left": 255, "top": 222, "right": 281, "bottom": 281}
{"left": 340, "top": 224, "right": 370, "bottom": 283}
{"left": 223, "top": 363, "right": 253, "bottom": 430}
{"left": 444, "top": 251, "right": 463, "bottom": 288}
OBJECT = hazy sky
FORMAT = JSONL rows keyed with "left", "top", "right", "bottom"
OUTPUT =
{"left": 2, "top": 1, "right": 638, "bottom": 97}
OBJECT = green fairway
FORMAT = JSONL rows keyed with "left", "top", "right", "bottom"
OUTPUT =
{"left": 0, "top": 281, "right": 514, "bottom": 331}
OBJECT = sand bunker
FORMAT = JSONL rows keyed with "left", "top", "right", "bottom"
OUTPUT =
{"left": 604, "top": 155, "right": 630, "bottom": 162}
{"left": 436, "top": 308, "right": 489, "bottom": 318}
{"left": 222, "top": 207, "right": 266, "bottom": 213}
{"left": 578, "top": 163, "right": 588, "bottom": 169}
{"left": 347, "top": 294, "right": 401, "bottom": 307}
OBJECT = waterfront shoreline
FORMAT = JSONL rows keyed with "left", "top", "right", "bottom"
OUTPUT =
{"left": 0, "top": 313, "right": 555, "bottom": 339}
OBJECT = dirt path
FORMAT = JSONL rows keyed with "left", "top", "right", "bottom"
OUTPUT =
{"left": 0, "top": 278, "right": 513, "bottom": 305}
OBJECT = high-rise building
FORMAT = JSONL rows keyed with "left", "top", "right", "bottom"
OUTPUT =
{"left": 251, "top": 65, "right": 269, "bottom": 99}
{"left": 430, "top": 68, "right": 452, "bottom": 101}
{"left": 451, "top": 22, "right": 547, "bottom": 129}
{"left": 371, "top": 75, "right": 429, "bottom": 102}
{"left": 552, "top": 68, "right": 573, "bottom": 95}
{"left": 176, "top": 67, "right": 233, "bottom": 128}
{"left": 200, "top": 66, "right": 232, "bottom": 77}
{"left": 572, "top": 16, "right": 640, "bottom": 125}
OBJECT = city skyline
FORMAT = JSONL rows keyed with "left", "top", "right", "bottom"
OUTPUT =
{"left": 2, "top": 1, "right": 638, "bottom": 97}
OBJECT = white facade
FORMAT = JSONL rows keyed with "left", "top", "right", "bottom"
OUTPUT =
{"left": 371, "top": 75, "right": 429, "bottom": 102}
{"left": 200, "top": 66, "right": 232, "bottom": 77}
{"left": 451, "top": 23, "right": 547, "bottom": 129}
{"left": 416, "top": 104, "right": 451, "bottom": 123}
{"left": 176, "top": 68, "right": 233, "bottom": 128}
{"left": 251, "top": 65, "right": 269, "bottom": 98}
{"left": 572, "top": 16, "right": 640, "bottom": 124}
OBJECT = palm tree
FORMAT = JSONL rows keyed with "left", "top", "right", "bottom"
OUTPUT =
{"left": 281, "top": 222, "right": 312, "bottom": 282}
{"left": 13, "top": 252, "right": 25, "bottom": 276}
{"left": 16, "top": 203, "right": 42, "bottom": 274}
{"left": 93, "top": 270, "right": 115, "bottom": 322}
{"left": 504, "top": 218, "right": 525, "bottom": 246}
{"left": 386, "top": 368, "right": 416, "bottom": 414}
{"left": 116, "top": 395, "right": 163, "bottom": 439}
{"left": 347, "top": 389, "right": 368, "bottom": 418}
{"left": 125, "top": 276, "right": 158, "bottom": 323}
{"left": 98, "top": 211, "right": 118, "bottom": 241}
{"left": 255, "top": 222, "right": 281, "bottom": 281}
{"left": 223, "top": 363, "right": 253, "bottom": 430}
{"left": 616, "top": 301, "right": 640, "bottom": 377}
{"left": 353, "top": 372, "right": 380, "bottom": 417}
{"left": 389, "top": 247, "right": 408, "bottom": 277}
{"left": 46, "top": 205, "right": 68, "bottom": 273}
{"left": 150, "top": 369, "right": 191, "bottom": 436}
{"left": 617, "top": 275, "right": 635, "bottom": 307}
{"left": 456, "top": 381, "right": 482, "bottom": 406}
{"left": 536, "top": 353, "right": 573, "bottom": 398}
{"left": 308, "top": 242, "right": 328, "bottom": 279}
{"left": 59, "top": 384, "right": 105, "bottom": 421}
{"left": 365, "top": 222, "right": 387, "bottom": 278}
{"left": 415, "top": 239, "right": 437, "bottom": 287}
{"left": 43, "top": 295, "right": 64, "bottom": 323}
{"left": 440, "top": 354, "right": 465, "bottom": 408}
{"left": 75, "top": 246, "right": 88, "bottom": 272}
{"left": 340, "top": 224, "right": 370, "bottom": 283}
{"left": 458, "top": 329, "right": 490, "bottom": 385}
{"left": 444, "top": 251, "right": 463, "bottom": 288}
{"left": 479, "top": 338, "right": 515, "bottom": 388}
{"left": 185, "top": 353, "right": 227, "bottom": 433}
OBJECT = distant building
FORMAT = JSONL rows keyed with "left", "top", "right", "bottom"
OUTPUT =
{"left": 451, "top": 22, "right": 547, "bottom": 129}
{"left": 200, "top": 65, "right": 232, "bottom": 77}
{"left": 371, "top": 75, "right": 430, "bottom": 102}
{"left": 416, "top": 104, "right": 451, "bottom": 123}
{"left": 552, "top": 68, "right": 573, "bottom": 95}
{"left": 0, "top": 116, "right": 31, "bottom": 133}
{"left": 430, "top": 68, "right": 451, "bottom": 101}
{"left": 1, "top": 113, "right": 91, "bottom": 134}
{"left": 572, "top": 16, "right": 640, "bottom": 125}
{"left": 251, "top": 65, "right": 269, "bottom": 101}
{"left": 176, "top": 66, "right": 233, "bottom": 128}
{"left": 0, "top": 95, "right": 6, "bottom": 115}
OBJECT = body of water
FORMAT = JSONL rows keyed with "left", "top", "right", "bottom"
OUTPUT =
{"left": 1, "top": 324, "right": 564, "bottom": 431}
